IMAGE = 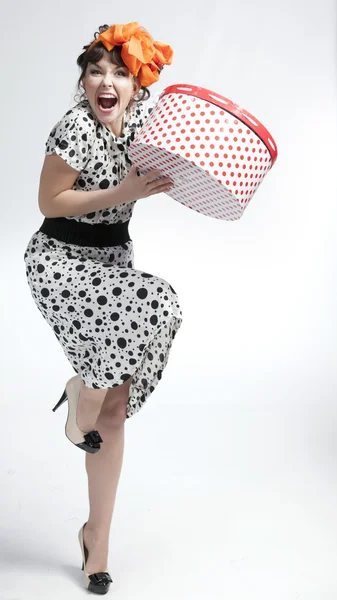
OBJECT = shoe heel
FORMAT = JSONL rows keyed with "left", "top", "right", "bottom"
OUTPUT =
{"left": 52, "top": 389, "right": 67, "bottom": 412}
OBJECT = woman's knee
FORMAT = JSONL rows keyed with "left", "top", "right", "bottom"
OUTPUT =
{"left": 98, "top": 399, "right": 128, "bottom": 427}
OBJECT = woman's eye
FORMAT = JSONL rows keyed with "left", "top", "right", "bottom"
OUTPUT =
{"left": 90, "top": 69, "right": 126, "bottom": 76}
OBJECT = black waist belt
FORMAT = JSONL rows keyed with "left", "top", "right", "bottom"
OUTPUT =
{"left": 39, "top": 217, "right": 131, "bottom": 247}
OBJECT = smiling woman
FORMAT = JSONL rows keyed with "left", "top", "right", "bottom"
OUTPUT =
{"left": 80, "top": 56, "right": 139, "bottom": 137}
{"left": 75, "top": 25, "right": 151, "bottom": 137}
{"left": 23, "top": 20, "right": 180, "bottom": 596}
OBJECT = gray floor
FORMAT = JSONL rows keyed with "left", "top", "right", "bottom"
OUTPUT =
{"left": 2, "top": 372, "right": 336, "bottom": 600}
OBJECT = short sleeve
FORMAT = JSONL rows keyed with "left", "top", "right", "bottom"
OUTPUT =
{"left": 45, "top": 107, "right": 95, "bottom": 171}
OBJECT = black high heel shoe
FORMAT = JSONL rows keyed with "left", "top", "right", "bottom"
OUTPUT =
{"left": 52, "top": 375, "right": 103, "bottom": 453}
{"left": 78, "top": 522, "right": 113, "bottom": 594}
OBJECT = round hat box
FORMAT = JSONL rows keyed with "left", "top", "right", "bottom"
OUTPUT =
{"left": 128, "top": 84, "right": 278, "bottom": 221}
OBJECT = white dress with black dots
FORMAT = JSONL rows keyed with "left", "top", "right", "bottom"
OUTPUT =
{"left": 24, "top": 98, "right": 183, "bottom": 419}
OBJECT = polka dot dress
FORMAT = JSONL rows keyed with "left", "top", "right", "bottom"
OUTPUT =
{"left": 24, "top": 97, "right": 183, "bottom": 419}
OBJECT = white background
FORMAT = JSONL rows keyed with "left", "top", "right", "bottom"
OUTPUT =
{"left": 1, "top": 0, "right": 337, "bottom": 598}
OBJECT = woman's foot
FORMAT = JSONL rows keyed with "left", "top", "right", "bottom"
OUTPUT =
{"left": 82, "top": 523, "right": 110, "bottom": 575}
{"left": 52, "top": 376, "right": 104, "bottom": 453}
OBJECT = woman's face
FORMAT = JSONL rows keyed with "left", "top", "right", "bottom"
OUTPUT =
{"left": 82, "top": 52, "right": 139, "bottom": 137}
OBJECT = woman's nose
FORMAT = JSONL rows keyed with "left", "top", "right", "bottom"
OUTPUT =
{"left": 103, "top": 75, "right": 114, "bottom": 87}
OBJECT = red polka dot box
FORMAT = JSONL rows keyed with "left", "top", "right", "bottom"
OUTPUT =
{"left": 128, "top": 84, "right": 278, "bottom": 221}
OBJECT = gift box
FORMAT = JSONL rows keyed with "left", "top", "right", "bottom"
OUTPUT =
{"left": 128, "top": 84, "right": 278, "bottom": 220}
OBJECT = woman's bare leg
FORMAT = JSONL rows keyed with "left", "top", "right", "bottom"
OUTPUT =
{"left": 76, "top": 380, "right": 108, "bottom": 432}
{"left": 81, "top": 377, "right": 132, "bottom": 575}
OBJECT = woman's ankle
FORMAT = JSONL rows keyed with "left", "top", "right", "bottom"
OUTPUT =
{"left": 84, "top": 521, "right": 111, "bottom": 542}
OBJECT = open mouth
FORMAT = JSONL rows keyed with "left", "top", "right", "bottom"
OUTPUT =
{"left": 97, "top": 96, "right": 118, "bottom": 111}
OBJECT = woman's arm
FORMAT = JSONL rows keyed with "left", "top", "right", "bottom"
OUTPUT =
{"left": 38, "top": 153, "right": 128, "bottom": 217}
{"left": 38, "top": 153, "right": 173, "bottom": 218}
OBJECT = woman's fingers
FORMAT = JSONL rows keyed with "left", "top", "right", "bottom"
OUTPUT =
{"left": 143, "top": 169, "right": 163, "bottom": 183}
{"left": 146, "top": 176, "right": 173, "bottom": 191}
{"left": 146, "top": 181, "right": 173, "bottom": 195}
{"left": 147, "top": 182, "right": 173, "bottom": 196}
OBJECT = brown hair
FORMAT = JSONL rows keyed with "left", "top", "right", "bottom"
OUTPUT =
{"left": 74, "top": 24, "right": 151, "bottom": 106}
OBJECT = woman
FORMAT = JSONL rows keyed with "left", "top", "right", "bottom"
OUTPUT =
{"left": 24, "top": 22, "right": 183, "bottom": 594}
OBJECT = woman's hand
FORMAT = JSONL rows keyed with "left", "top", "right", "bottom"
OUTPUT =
{"left": 119, "top": 166, "right": 174, "bottom": 203}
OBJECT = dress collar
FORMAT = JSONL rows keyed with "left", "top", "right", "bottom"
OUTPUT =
{"left": 78, "top": 99, "right": 137, "bottom": 147}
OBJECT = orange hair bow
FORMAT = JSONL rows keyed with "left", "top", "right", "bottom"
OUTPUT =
{"left": 87, "top": 22, "right": 173, "bottom": 87}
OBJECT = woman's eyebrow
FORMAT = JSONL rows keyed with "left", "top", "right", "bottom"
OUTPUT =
{"left": 89, "top": 62, "right": 127, "bottom": 69}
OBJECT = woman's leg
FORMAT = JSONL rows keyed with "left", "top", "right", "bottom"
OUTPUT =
{"left": 81, "top": 377, "right": 132, "bottom": 575}
{"left": 76, "top": 381, "right": 108, "bottom": 432}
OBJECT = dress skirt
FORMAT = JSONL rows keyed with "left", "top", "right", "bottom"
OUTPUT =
{"left": 24, "top": 230, "right": 183, "bottom": 418}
